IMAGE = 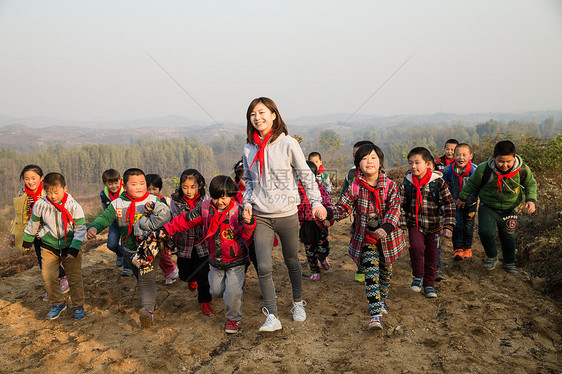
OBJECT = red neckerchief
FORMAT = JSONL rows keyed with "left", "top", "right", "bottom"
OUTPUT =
{"left": 124, "top": 191, "right": 150, "bottom": 241}
{"left": 46, "top": 193, "right": 76, "bottom": 244}
{"left": 493, "top": 165, "right": 521, "bottom": 193}
{"left": 355, "top": 174, "right": 383, "bottom": 215}
{"left": 318, "top": 165, "right": 326, "bottom": 174}
{"left": 25, "top": 182, "right": 43, "bottom": 218}
{"left": 452, "top": 161, "right": 472, "bottom": 190}
{"left": 183, "top": 191, "right": 200, "bottom": 210}
{"left": 445, "top": 157, "right": 454, "bottom": 166}
{"left": 411, "top": 170, "right": 432, "bottom": 230}
{"left": 108, "top": 180, "right": 123, "bottom": 201}
{"left": 237, "top": 180, "right": 246, "bottom": 192}
{"left": 250, "top": 130, "right": 273, "bottom": 180}
{"left": 197, "top": 199, "right": 235, "bottom": 245}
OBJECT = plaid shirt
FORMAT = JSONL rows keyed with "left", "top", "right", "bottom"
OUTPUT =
{"left": 328, "top": 170, "right": 405, "bottom": 266}
{"left": 169, "top": 189, "right": 208, "bottom": 258}
{"left": 399, "top": 171, "right": 456, "bottom": 234}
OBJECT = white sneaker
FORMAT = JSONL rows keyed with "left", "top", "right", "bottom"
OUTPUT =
{"left": 291, "top": 300, "right": 307, "bottom": 322}
{"left": 258, "top": 307, "right": 282, "bottom": 332}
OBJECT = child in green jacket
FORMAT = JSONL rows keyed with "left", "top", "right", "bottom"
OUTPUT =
{"left": 457, "top": 140, "right": 537, "bottom": 274}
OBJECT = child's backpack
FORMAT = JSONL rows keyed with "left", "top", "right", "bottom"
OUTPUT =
{"left": 403, "top": 179, "right": 440, "bottom": 208}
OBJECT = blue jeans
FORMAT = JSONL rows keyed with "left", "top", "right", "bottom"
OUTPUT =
{"left": 107, "top": 222, "right": 130, "bottom": 269}
{"left": 452, "top": 206, "right": 477, "bottom": 250}
{"left": 208, "top": 265, "right": 245, "bottom": 321}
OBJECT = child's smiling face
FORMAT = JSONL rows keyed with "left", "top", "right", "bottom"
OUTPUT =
{"left": 125, "top": 175, "right": 147, "bottom": 199}
{"left": 212, "top": 196, "right": 231, "bottom": 211}
{"left": 359, "top": 150, "right": 381, "bottom": 178}
{"left": 444, "top": 142, "right": 457, "bottom": 160}
{"left": 408, "top": 154, "right": 432, "bottom": 179}
{"left": 105, "top": 180, "right": 121, "bottom": 194}
{"left": 23, "top": 170, "right": 43, "bottom": 192}
{"left": 46, "top": 185, "right": 67, "bottom": 204}
{"left": 454, "top": 145, "right": 473, "bottom": 169}
{"left": 493, "top": 154, "right": 516, "bottom": 172}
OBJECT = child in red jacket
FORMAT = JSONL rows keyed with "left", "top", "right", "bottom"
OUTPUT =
{"left": 158, "top": 176, "right": 255, "bottom": 334}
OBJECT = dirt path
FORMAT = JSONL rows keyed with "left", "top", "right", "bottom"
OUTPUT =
{"left": 0, "top": 219, "right": 560, "bottom": 373}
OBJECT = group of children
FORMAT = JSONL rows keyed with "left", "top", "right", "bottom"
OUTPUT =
{"left": 10, "top": 97, "right": 538, "bottom": 334}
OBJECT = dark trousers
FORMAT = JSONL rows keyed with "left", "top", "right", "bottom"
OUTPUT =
{"left": 177, "top": 253, "right": 212, "bottom": 303}
{"left": 453, "top": 205, "right": 477, "bottom": 250}
{"left": 478, "top": 204, "right": 517, "bottom": 264}
{"left": 408, "top": 228, "right": 438, "bottom": 287}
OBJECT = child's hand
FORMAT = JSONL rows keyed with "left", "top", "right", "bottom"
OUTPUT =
{"left": 87, "top": 227, "right": 97, "bottom": 240}
{"left": 526, "top": 201, "right": 536, "bottom": 214}
{"left": 442, "top": 228, "right": 453, "bottom": 238}
{"left": 144, "top": 201, "right": 155, "bottom": 213}
{"left": 242, "top": 208, "right": 252, "bottom": 223}
{"left": 323, "top": 220, "right": 331, "bottom": 228}
{"left": 374, "top": 228, "right": 387, "bottom": 239}
{"left": 8, "top": 235, "right": 15, "bottom": 248}
{"left": 67, "top": 254, "right": 75, "bottom": 259}
{"left": 312, "top": 206, "right": 327, "bottom": 221}
{"left": 456, "top": 199, "right": 466, "bottom": 209}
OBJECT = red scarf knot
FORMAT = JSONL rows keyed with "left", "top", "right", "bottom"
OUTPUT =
{"left": 355, "top": 174, "right": 384, "bottom": 216}
{"left": 108, "top": 180, "right": 123, "bottom": 201}
{"left": 493, "top": 166, "right": 521, "bottom": 193}
{"left": 183, "top": 192, "right": 200, "bottom": 210}
{"left": 452, "top": 161, "right": 472, "bottom": 190}
{"left": 25, "top": 182, "right": 44, "bottom": 219}
{"left": 124, "top": 192, "right": 150, "bottom": 241}
{"left": 197, "top": 199, "right": 236, "bottom": 246}
{"left": 318, "top": 165, "right": 326, "bottom": 174}
{"left": 411, "top": 170, "right": 432, "bottom": 230}
{"left": 250, "top": 130, "right": 273, "bottom": 181}
{"left": 46, "top": 193, "right": 76, "bottom": 244}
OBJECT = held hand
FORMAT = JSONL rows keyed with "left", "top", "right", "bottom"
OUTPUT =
{"left": 456, "top": 199, "right": 466, "bottom": 209}
{"left": 242, "top": 208, "right": 252, "bottom": 224}
{"left": 243, "top": 205, "right": 253, "bottom": 220}
{"left": 8, "top": 236, "right": 15, "bottom": 248}
{"left": 313, "top": 206, "right": 327, "bottom": 221}
{"left": 442, "top": 228, "right": 453, "bottom": 238}
{"left": 87, "top": 227, "right": 97, "bottom": 240}
{"left": 526, "top": 201, "right": 536, "bottom": 214}
{"left": 323, "top": 220, "right": 331, "bottom": 228}
{"left": 374, "top": 228, "right": 387, "bottom": 239}
{"left": 67, "top": 254, "right": 75, "bottom": 259}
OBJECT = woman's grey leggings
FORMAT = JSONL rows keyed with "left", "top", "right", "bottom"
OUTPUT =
{"left": 254, "top": 213, "right": 303, "bottom": 314}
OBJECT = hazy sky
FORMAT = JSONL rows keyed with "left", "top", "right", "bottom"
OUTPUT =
{"left": 1, "top": 0, "right": 561, "bottom": 123}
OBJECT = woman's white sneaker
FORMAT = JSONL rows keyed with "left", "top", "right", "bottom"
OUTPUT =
{"left": 258, "top": 307, "right": 282, "bottom": 332}
{"left": 291, "top": 300, "right": 307, "bottom": 322}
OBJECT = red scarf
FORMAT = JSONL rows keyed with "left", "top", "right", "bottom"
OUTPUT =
{"left": 183, "top": 192, "right": 200, "bottom": 210}
{"left": 108, "top": 180, "right": 123, "bottom": 201}
{"left": 355, "top": 176, "right": 383, "bottom": 215}
{"left": 25, "top": 182, "right": 43, "bottom": 218}
{"left": 493, "top": 166, "right": 521, "bottom": 193}
{"left": 250, "top": 130, "right": 273, "bottom": 180}
{"left": 411, "top": 170, "right": 432, "bottom": 230}
{"left": 46, "top": 193, "right": 76, "bottom": 244}
{"left": 237, "top": 180, "right": 246, "bottom": 192}
{"left": 197, "top": 199, "right": 235, "bottom": 245}
{"left": 318, "top": 165, "right": 326, "bottom": 174}
{"left": 452, "top": 161, "right": 472, "bottom": 190}
{"left": 124, "top": 192, "right": 150, "bottom": 241}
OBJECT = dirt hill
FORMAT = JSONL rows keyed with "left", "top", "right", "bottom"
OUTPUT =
{"left": 0, "top": 219, "right": 560, "bottom": 373}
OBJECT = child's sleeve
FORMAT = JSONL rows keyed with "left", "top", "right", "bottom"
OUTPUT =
{"left": 439, "top": 179, "right": 456, "bottom": 231}
{"left": 69, "top": 202, "right": 87, "bottom": 255}
{"left": 164, "top": 205, "right": 203, "bottom": 236}
{"left": 134, "top": 202, "right": 171, "bottom": 238}
{"left": 381, "top": 181, "right": 401, "bottom": 234}
{"left": 89, "top": 203, "right": 117, "bottom": 234}
{"left": 459, "top": 163, "right": 485, "bottom": 201}
{"left": 242, "top": 148, "right": 254, "bottom": 209}
{"left": 326, "top": 184, "right": 354, "bottom": 221}
{"left": 399, "top": 181, "right": 407, "bottom": 228}
{"left": 522, "top": 165, "right": 538, "bottom": 203}
{"left": 241, "top": 217, "right": 256, "bottom": 242}
{"left": 22, "top": 203, "right": 43, "bottom": 249}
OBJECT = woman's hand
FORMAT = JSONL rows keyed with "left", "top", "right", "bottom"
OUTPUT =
{"left": 312, "top": 206, "right": 327, "bottom": 221}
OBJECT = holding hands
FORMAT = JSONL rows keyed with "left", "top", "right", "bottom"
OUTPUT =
{"left": 312, "top": 206, "right": 327, "bottom": 221}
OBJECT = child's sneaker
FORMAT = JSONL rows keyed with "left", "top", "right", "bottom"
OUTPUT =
{"left": 165, "top": 268, "right": 179, "bottom": 285}
{"left": 73, "top": 306, "right": 86, "bottom": 320}
{"left": 320, "top": 258, "right": 331, "bottom": 270}
{"left": 225, "top": 320, "right": 239, "bottom": 334}
{"left": 291, "top": 300, "right": 307, "bottom": 322}
{"left": 484, "top": 257, "right": 498, "bottom": 270}
{"left": 122, "top": 268, "right": 133, "bottom": 276}
{"left": 310, "top": 273, "right": 320, "bottom": 281}
{"left": 188, "top": 281, "right": 198, "bottom": 291}
{"left": 200, "top": 302, "right": 213, "bottom": 315}
{"left": 503, "top": 263, "right": 519, "bottom": 275}
{"left": 46, "top": 303, "right": 67, "bottom": 320}
{"left": 368, "top": 315, "right": 383, "bottom": 330}
{"left": 463, "top": 248, "right": 473, "bottom": 259}
{"left": 116, "top": 256, "right": 123, "bottom": 267}
{"left": 59, "top": 276, "right": 70, "bottom": 294}
{"left": 424, "top": 286, "right": 437, "bottom": 298}
{"left": 139, "top": 308, "right": 154, "bottom": 328}
{"left": 435, "top": 268, "right": 444, "bottom": 282}
{"left": 258, "top": 307, "right": 282, "bottom": 332}
{"left": 355, "top": 272, "right": 365, "bottom": 283}
{"left": 381, "top": 300, "right": 388, "bottom": 315}
{"left": 410, "top": 277, "right": 423, "bottom": 292}
{"left": 453, "top": 249, "right": 464, "bottom": 261}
